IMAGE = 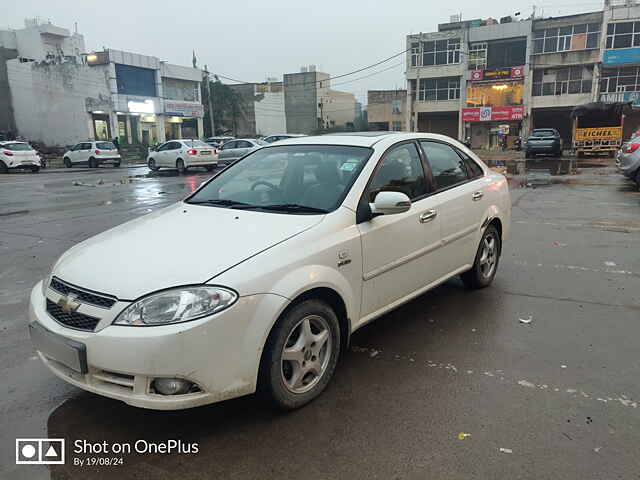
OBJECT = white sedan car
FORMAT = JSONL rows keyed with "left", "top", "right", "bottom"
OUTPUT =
{"left": 147, "top": 139, "right": 217, "bottom": 173}
{"left": 28, "top": 132, "right": 510, "bottom": 410}
{"left": 0, "top": 141, "right": 42, "bottom": 173}
{"left": 63, "top": 141, "right": 121, "bottom": 168}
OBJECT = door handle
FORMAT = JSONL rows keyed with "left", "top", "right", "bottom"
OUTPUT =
{"left": 419, "top": 209, "right": 437, "bottom": 223}
{"left": 472, "top": 191, "right": 484, "bottom": 201}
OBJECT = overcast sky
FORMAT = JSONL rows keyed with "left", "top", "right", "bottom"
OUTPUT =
{"left": 6, "top": 0, "right": 603, "bottom": 105}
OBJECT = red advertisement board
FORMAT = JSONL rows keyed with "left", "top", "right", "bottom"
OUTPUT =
{"left": 462, "top": 106, "right": 525, "bottom": 122}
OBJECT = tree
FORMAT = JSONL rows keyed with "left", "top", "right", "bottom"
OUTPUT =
{"left": 201, "top": 77, "right": 245, "bottom": 137}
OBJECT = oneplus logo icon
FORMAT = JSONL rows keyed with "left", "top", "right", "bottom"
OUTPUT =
{"left": 16, "top": 439, "right": 65, "bottom": 465}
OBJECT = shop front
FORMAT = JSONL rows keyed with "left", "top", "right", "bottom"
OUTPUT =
{"left": 463, "top": 66, "right": 525, "bottom": 149}
{"left": 164, "top": 102, "right": 204, "bottom": 140}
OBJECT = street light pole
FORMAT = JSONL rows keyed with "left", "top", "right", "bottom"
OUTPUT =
{"left": 203, "top": 65, "right": 215, "bottom": 137}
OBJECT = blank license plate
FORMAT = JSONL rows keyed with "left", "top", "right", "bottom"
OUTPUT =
{"left": 29, "top": 322, "right": 88, "bottom": 373}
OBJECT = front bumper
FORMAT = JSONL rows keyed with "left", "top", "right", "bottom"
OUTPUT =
{"left": 28, "top": 282, "right": 289, "bottom": 410}
{"left": 616, "top": 153, "right": 639, "bottom": 179}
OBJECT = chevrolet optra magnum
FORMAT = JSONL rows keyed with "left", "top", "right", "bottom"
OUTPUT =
{"left": 29, "top": 132, "right": 511, "bottom": 410}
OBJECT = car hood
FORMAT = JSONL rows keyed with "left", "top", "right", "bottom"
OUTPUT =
{"left": 53, "top": 203, "right": 324, "bottom": 300}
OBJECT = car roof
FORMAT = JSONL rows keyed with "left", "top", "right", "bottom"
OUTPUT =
{"left": 0, "top": 141, "right": 28, "bottom": 145}
{"left": 272, "top": 132, "right": 454, "bottom": 148}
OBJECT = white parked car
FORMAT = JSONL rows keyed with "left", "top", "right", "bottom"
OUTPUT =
{"left": 63, "top": 141, "right": 121, "bottom": 168}
{"left": 147, "top": 139, "right": 217, "bottom": 173}
{"left": 0, "top": 141, "right": 42, "bottom": 173}
{"left": 28, "top": 132, "right": 510, "bottom": 411}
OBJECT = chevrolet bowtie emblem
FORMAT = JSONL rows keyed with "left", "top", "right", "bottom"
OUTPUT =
{"left": 58, "top": 293, "right": 81, "bottom": 314}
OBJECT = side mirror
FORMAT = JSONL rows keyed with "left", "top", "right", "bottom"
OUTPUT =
{"left": 370, "top": 191, "right": 411, "bottom": 217}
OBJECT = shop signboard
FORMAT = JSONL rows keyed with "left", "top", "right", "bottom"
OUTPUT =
{"left": 470, "top": 66, "right": 525, "bottom": 82}
{"left": 165, "top": 102, "right": 204, "bottom": 118}
{"left": 603, "top": 48, "right": 640, "bottom": 66}
{"left": 462, "top": 105, "right": 525, "bottom": 122}
{"left": 574, "top": 126, "right": 623, "bottom": 141}
{"left": 600, "top": 91, "right": 640, "bottom": 105}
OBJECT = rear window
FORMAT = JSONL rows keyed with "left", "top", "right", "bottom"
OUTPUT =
{"left": 532, "top": 130, "right": 556, "bottom": 137}
{"left": 183, "top": 140, "right": 210, "bottom": 148}
{"left": 96, "top": 142, "right": 116, "bottom": 150}
{"left": 2, "top": 143, "right": 33, "bottom": 151}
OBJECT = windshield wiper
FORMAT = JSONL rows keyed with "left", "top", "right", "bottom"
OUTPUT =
{"left": 186, "top": 199, "right": 257, "bottom": 209}
{"left": 259, "top": 204, "right": 329, "bottom": 214}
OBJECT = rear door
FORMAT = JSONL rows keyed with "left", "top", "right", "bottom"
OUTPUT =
{"left": 165, "top": 141, "right": 182, "bottom": 167}
{"left": 218, "top": 140, "right": 238, "bottom": 161}
{"left": 419, "top": 140, "right": 490, "bottom": 273}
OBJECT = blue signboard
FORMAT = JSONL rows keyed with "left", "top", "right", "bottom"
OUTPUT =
{"left": 603, "top": 48, "right": 640, "bottom": 66}
{"left": 600, "top": 91, "right": 640, "bottom": 105}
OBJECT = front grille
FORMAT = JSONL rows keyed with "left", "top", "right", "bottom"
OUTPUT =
{"left": 50, "top": 277, "right": 116, "bottom": 309}
{"left": 46, "top": 299, "right": 100, "bottom": 331}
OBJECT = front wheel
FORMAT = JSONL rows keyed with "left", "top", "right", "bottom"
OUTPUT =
{"left": 176, "top": 159, "right": 186, "bottom": 174}
{"left": 0, "top": 161, "right": 7, "bottom": 174}
{"left": 635, "top": 169, "right": 640, "bottom": 191}
{"left": 113, "top": 162, "right": 121, "bottom": 168}
{"left": 63, "top": 157, "right": 72, "bottom": 168}
{"left": 460, "top": 224, "right": 501, "bottom": 289}
{"left": 31, "top": 166, "right": 40, "bottom": 173}
{"left": 260, "top": 299, "right": 341, "bottom": 410}
{"left": 525, "top": 150, "right": 532, "bottom": 159}
{"left": 148, "top": 158, "right": 158, "bottom": 171}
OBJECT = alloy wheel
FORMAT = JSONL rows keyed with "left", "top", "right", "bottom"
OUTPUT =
{"left": 478, "top": 233, "right": 497, "bottom": 279}
{"left": 280, "top": 315, "right": 332, "bottom": 394}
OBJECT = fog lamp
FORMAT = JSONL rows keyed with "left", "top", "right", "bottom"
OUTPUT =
{"left": 153, "top": 378, "right": 194, "bottom": 395}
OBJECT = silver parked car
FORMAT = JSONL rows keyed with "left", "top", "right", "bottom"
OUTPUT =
{"left": 617, "top": 138, "right": 640, "bottom": 190}
{"left": 217, "top": 138, "right": 266, "bottom": 166}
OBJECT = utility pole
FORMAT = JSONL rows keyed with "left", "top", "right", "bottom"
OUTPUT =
{"left": 203, "top": 65, "right": 215, "bottom": 137}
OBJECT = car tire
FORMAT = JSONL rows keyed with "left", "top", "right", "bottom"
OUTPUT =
{"left": 31, "top": 166, "right": 40, "bottom": 173}
{"left": 206, "top": 165, "right": 214, "bottom": 172}
{"left": 0, "top": 161, "right": 7, "bottom": 174}
{"left": 114, "top": 162, "right": 121, "bottom": 168}
{"left": 176, "top": 159, "right": 186, "bottom": 174}
{"left": 460, "top": 224, "right": 501, "bottom": 290}
{"left": 148, "top": 158, "right": 158, "bottom": 171}
{"left": 88, "top": 157, "right": 97, "bottom": 168}
{"left": 525, "top": 150, "right": 532, "bottom": 159}
{"left": 635, "top": 169, "right": 640, "bottom": 191}
{"left": 63, "top": 157, "right": 72, "bottom": 168}
{"left": 260, "top": 299, "right": 341, "bottom": 410}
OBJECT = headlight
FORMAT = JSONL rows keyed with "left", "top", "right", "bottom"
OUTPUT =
{"left": 113, "top": 286, "right": 237, "bottom": 326}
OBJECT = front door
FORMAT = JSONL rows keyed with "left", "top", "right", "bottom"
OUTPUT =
{"left": 419, "top": 140, "right": 489, "bottom": 273}
{"left": 357, "top": 141, "right": 446, "bottom": 322}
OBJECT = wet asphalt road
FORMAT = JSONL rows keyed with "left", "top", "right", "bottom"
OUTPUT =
{"left": 1, "top": 164, "right": 639, "bottom": 479}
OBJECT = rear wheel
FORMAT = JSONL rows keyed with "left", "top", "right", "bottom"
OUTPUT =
{"left": 148, "top": 158, "right": 158, "bottom": 171}
{"left": 260, "top": 299, "right": 340, "bottom": 410}
{"left": 635, "top": 169, "right": 640, "bottom": 191}
{"left": 176, "top": 159, "right": 186, "bottom": 174}
{"left": 205, "top": 165, "right": 215, "bottom": 172}
{"left": 88, "top": 157, "right": 97, "bottom": 168}
{"left": 63, "top": 157, "right": 72, "bottom": 168}
{"left": 31, "top": 166, "right": 40, "bottom": 173}
{"left": 460, "top": 224, "right": 501, "bottom": 289}
{"left": 525, "top": 150, "right": 532, "bottom": 159}
{"left": 113, "top": 162, "right": 121, "bottom": 168}
{"left": 0, "top": 161, "right": 7, "bottom": 174}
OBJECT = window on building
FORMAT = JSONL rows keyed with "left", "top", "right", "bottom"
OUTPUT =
{"left": 392, "top": 99, "right": 402, "bottom": 114}
{"left": 486, "top": 39, "right": 527, "bottom": 70}
{"left": 421, "top": 38, "right": 460, "bottom": 66}
{"left": 533, "top": 23, "right": 600, "bottom": 54}
{"left": 468, "top": 43, "right": 488, "bottom": 70}
{"left": 466, "top": 82, "right": 524, "bottom": 107}
{"left": 115, "top": 64, "right": 157, "bottom": 97}
{"left": 410, "top": 42, "right": 421, "bottom": 67}
{"left": 163, "top": 78, "right": 200, "bottom": 102}
{"left": 606, "top": 21, "right": 640, "bottom": 49}
{"left": 418, "top": 77, "right": 460, "bottom": 102}
{"left": 601, "top": 67, "right": 640, "bottom": 93}
{"left": 532, "top": 67, "right": 593, "bottom": 96}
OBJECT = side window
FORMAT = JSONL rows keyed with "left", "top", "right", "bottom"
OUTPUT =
{"left": 72, "top": 144, "right": 81, "bottom": 151}
{"left": 367, "top": 142, "right": 428, "bottom": 202}
{"left": 171, "top": 142, "right": 182, "bottom": 150}
{"left": 458, "top": 151, "right": 484, "bottom": 179}
{"left": 420, "top": 141, "right": 469, "bottom": 190}
{"left": 239, "top": 141, "right": 252, "bottom": 148}
{"left": 81, "top": 143, "right": 92, "bottom": 150}
{"left": 222, "top": 141, "right": 236, "bottom": 150}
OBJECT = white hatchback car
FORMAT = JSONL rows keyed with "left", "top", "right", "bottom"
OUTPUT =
{"left": 29, "top": 132, "right": 510, "bottom": 411}
{"left": 63, "top": 141, "right": 121, "bottom": 168}
{"left": 0, "top": 141, "right": 42, "bottom": 173}
{"left": 147, "top": 139, "right": 217, "bottom": 173}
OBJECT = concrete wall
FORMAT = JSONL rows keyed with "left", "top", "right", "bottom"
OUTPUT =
{"left": 284, "top": 71, "right": 327, "bottom": 134}
{"left": 531, "top": 92, "right": 593, "bottom": 109}
{"left": 7, "top": 59, "right": 110, "bottom": 146}
{"left": 0, "top": 47, "right": 18, "bottom": 132}
{"left": 368, "top": 90, "right": 407, "bottom": 130}
{"left": 255, "top": 92, "right": 286, "bottom": 135}
{"left": 469, "top": 20, "right": 532, "bottom": 42}
{"left": 324, "top": 90, "right": 356, "bottom": 127}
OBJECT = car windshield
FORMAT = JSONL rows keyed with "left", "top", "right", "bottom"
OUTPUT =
{"left": 96, "top": 142, "right": 116, "bottom": 150}
{"left": 2, "top": 143, "right": 33, "bottom": 151}
{"left": 532, "top": 130, "right": 555, "bottom": 137}
{"left": 186, "top": 145, "right": 373, "bottom": 213}
{"left": 182, "top": 140, "right": 210, "bottom": 148}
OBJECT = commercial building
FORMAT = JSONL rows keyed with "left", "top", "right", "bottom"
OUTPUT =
{"left": 367, "top": 89, "right": 407, "bottom": 131}
{"left": 405, "top": 1, "right": 640, "bottom": 149}
{"left": 0, "top": 19, "right": 203, "bottom": 147}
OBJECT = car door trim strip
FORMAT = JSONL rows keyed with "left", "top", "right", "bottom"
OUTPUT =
{"left": 363, "top": 240, "right": 444, "bottom": 281}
